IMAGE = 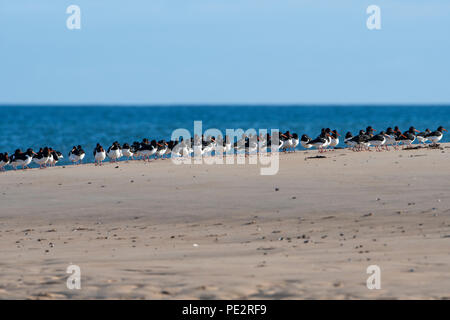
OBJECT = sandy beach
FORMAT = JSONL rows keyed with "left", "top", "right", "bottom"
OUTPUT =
{"left": 1, "top": 145, "right": 449, "bottom": 299}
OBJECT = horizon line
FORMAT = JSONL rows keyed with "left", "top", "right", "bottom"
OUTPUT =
{"left": 1, "top": 103, "right": 450, "bottom": 108}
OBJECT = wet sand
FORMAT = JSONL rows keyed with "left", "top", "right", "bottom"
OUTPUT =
{"left": 1, "top": 144, "right": 450, "bottom": 299}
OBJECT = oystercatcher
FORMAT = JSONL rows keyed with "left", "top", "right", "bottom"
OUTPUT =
{"left": 426, "top": 126, "right": 447, "bottom": 145}
{"left": 94, "top": 143, "right": 106, "bottom": 166}
{"left": 10, "top": 148, "right": 36, "bottom": 170}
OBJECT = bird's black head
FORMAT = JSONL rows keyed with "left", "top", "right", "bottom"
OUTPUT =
{"left": 366, "top": 126, "right": 375, "bottom": 133}
{"left": 408, "top": 126, "right": 419, "bottom": 133}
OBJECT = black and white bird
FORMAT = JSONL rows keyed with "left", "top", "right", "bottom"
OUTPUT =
{"left": 107, "top": 142, "right": 122, "bottom": 163}
{"left": 300, "top": 134, "right": 312, "bottom": 149}
{"left": 0, "top": 152, "right": 10, "bottom": 171}
{"left": 344, "top": 132, "right": 356, "bottom": 149}
{"left": 139, "top": 139, "right": 158, "bottom": 161}
{"left": 368, "top": 131, "right": 389, "bottom": 152}
{"left": 384, "top": 127, "right": 399, "bottom": 150}
{"left": 291, "top": 133, "right": 299, "bottom": 151}
{"left": 33, "top": 147, "right": 51, "bottom": 169}
{"left": 68, "top": 145, "right": 85, "bottom": 165}
{"left": 77, "top": 145, "right": 85, "bottom": 163}
{"left": 349, "top": 130, "right": 369, "bottom": 151}
{"left": 398, "top": 127, "right": 419, "bottom": 147}
{"left": 10, "top": 148, "right": 36, "bottom": 170}
{"left": 165, "top": 140, "right": 177, "bottom": 158}
{"left": 305, "top": 129, "right": 330, "bottom": 153}
{"left": 156, "top": 140, "right": 169, "bottom": 159}
{"left": 172, "top": 139, "right": 190, "bottom": 158}
{"left": 426, "top": 126, "right": 447, "bottom": 145}
{"left": 68, "top": 146, "right": 78, "bottom": 164}
{"left": 93, "top": 143, "right": 106, "bottom": 166}
{"left": 243, "top": 136, "right": 258, "bottom": 155}
{"left": 223, "top": 135, "right": 232, "bottom": 154}
{"left": 280, "top": 131, "right": 293, "bottom": 152}
{"left": 48, "top": 149, "right": 63, "bottom": 167}
{"left": 416, "top": 129, "right": 431, "bottom": 144}
{"left": 328, "top": 130, "right": 340, "bottom": 149}
{"left": 121, "top": 143, "right": 134, "bottom": 161}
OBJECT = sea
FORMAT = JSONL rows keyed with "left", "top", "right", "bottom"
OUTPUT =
{"left": 1, "top": 105, "right": 449, "bottom": 167}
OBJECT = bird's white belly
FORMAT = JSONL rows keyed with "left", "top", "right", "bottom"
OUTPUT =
{"left": 95, "top": 151, "right": 106, "bottom": 161}
{"left": 370, "top": 139, "right": 385, "bottom": 146}
{"left": 108, "top": 149, "right": 120, "bottom": 159}
{"left": 385, "top": 136, "right": 396, "bottom": 145}
{"left": 313, "top": 142, "right": 325, "bottom": 148}
{"left": 69, "top": 154, "right": 80, "bottom": 162}
{"left": 122, "top": 149, "right": 133, "bottom": 157}
{"left": 429, "top": 135, "right": 442, "bottom": 143}
{"left": 33, "top": 156, "right": 48, "bottom": 165}
{"left": 329, "top": 138, "right": 339, "bottom": 147}
{"left": 416, "top": 136, "right": 427, "bottom": 143}
{"left": 345, "top": 140, "right": 357, "bottom": 147}
{"left": 300, "top": 141, "right": 312, "bottom": 149}
{"left": 24, "top": 157, "right": 32, "bottom": 166}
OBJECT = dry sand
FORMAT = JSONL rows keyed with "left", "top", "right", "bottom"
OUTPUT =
{"left": 1, "top": 145, "right": 450, "bottom": 299}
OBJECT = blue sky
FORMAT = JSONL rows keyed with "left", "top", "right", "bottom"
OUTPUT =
{"left": 0, "top": 0, "right": 449, "bottom": 105}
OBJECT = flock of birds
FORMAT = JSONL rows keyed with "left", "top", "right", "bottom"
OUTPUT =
{"left": 0, "top": 125, "right": 446, "bottom": 171}
{"left": 303, "top": 125, "right": 447, "bottom": 153}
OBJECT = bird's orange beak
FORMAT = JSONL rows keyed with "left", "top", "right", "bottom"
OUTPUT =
{"left": 401, "top": 134, "right": 407, "bottom": 138}
{"left": 415, "top": 129, "right": 420, "bottom": 132}
{"left": 443, "top": 129, "right": 448, "bottom": 132}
